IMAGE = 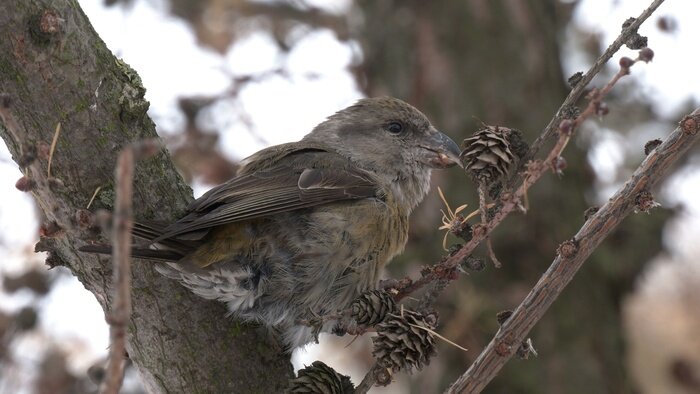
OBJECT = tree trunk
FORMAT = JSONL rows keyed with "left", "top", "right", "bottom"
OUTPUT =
{"left": 0, "top": 1, "right": 292, "bottom": 392}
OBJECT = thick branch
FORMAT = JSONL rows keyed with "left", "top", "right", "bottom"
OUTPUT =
{"left": 0, "top": 1, "right": 292, "bottom": 392}
{"left": 447, "top": 109, "right": 700, "bottom": 393}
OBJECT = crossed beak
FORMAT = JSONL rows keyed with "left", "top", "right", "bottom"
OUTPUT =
{"left": 420, "top": 130, "right": 463, "bottom": 169}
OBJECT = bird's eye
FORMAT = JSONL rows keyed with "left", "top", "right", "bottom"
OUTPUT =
{"left": 386, "top": 122, "right": 404, "bottom": 134}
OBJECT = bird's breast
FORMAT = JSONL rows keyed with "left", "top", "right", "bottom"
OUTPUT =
{"left": 285, "top": 195, "right": 409, "bottom": 309}
{"left": 310, "top": 197, "right": 409, "bottom": 268}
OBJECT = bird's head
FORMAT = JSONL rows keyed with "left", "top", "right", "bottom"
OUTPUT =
{"left": 305, "top": 97, "right": 461, "bottom": 210}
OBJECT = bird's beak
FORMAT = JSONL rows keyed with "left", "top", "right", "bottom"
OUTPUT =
{"left": 419, "top": 130, "right": 463, "bottom": 169}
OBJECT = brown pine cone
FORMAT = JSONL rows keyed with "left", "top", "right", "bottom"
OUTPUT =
{"left": 351, "top": 290, "right": 397, "bottom": 326}
{"left": 461, "top": 126, "right": 517, "bottom": 183}
{"left": 289, "top": 361, "right": 354, "bottom": 394}
{"left": 372, "top": 310, "right": 437, "bottom": 374}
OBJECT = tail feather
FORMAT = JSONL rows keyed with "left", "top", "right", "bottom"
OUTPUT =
{"left": 133, "top": 220, "right": 204, "bottom": 253}
{"left": 79, "top": 244, "right": 184, "bottom": 262}
{"left": 78, "top": 220, "right": 205, "bottom": 262}
{"left": 132, "top": 220, "right": 169, "bottom": 240}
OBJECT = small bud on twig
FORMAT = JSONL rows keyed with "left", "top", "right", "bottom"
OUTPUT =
{"left": 619, "top": 56, "right": 634, "bottom": 69}
{"left": 638, "top": 47, "right": 654, "bottom": 62}
{"left": 622, "top": 17, "right": 648, "bottom": 49}
{"left": 583, "top": 206, "right": 600, "bottom": 221}
{"left": 643, "top": 139, "right": 662, "bottom": 155}
{"left": 567, "top": 72, "right": 583, "bottom": 88}
{"left": 561, "top": 105, "right": 581, "bottom": 120}
{"left": 557, "top": 239, "right": 578, "bottom": 258}
{"left": 15, "top": 176, "right": 36, "bottom": 192}
{"left": 558, "top": 119, "right": 573, "bottom": 135}
{"left": 374, "top": 367, "right": 392, "bottom": 387}
{"left": 496, "top": 310, "right": 513, "bottom": 326}
{"left": 680, "top": 114, "right": 699, "bottom": 135}
{"left": 634, "top": 189, "right": 660, "bottom": 213}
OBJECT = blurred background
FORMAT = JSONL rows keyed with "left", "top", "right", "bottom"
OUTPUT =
{"left": 1, "top": 0, "right": 699, "bottom": 393}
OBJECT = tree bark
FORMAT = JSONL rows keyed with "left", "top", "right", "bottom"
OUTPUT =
{"left": 0, "top": 1, "right": 293, "bottom": 392}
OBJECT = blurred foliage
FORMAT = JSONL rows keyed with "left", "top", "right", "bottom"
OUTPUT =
{"left": 166, "top": 0, "right": 350, "bottom": 53}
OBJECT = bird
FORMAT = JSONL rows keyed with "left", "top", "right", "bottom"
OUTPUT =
{"left": 81, "top": 97, "right": 461, "bottom": 350}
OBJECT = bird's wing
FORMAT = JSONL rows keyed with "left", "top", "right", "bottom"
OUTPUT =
{"left": 150, "top": 151, "right": 378, "bottom": 243}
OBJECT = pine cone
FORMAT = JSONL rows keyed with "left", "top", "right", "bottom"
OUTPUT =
{"left": 289, "top": 361, "right": 354, "bottom": 394}
{"left": 372, "top": 310, "right": 437, "bottom": 374}
{"left": 461, "top": 126, "right": 516, "bottom": 183}
{"left": 351, "top": 290, "right": 397, "bottom": 326}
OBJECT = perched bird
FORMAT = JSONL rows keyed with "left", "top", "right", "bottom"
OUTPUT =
{"left": 81, "top": 97, "right": 460, "bottom": 350}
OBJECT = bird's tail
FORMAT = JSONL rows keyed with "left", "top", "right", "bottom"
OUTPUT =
{"left": 78, "top": 244, "right": 184, "bottom": 262}
{"left": 78, "top": 220, "right": 198, "bottom": 262}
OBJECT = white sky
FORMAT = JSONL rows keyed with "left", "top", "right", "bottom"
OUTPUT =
{"left": 0, "top": 0, "right": 698, "bottom": 390}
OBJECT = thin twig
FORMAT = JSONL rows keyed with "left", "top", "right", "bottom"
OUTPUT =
{"left": 100, "top": 139, "right": 160, "bottom": 394}
{"left": 101, "top": 147, "right": 134, "bottom": 394}
{"left": 528, "top": 0, "right": 665, "bottom": 158}
{"left": 354, "top": 363, "right": 382, "bottom": 394}
{"left": 447, "top": 108, "right": 700, "bottom": 394}
{"left": 485, "top": 238, "right": 501, "bottom": 269}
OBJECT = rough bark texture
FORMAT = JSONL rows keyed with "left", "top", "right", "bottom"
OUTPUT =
{"left": 0, "top": 1, "right": 293, "bottom": 392}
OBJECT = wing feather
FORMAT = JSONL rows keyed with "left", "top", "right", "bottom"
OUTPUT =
{"left": 150, "top": 149, "right": 378, "bottom": 243}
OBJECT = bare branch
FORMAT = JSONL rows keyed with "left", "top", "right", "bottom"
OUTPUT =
{"left": 528, "top": 0, "right": 665, "bottom": 157}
